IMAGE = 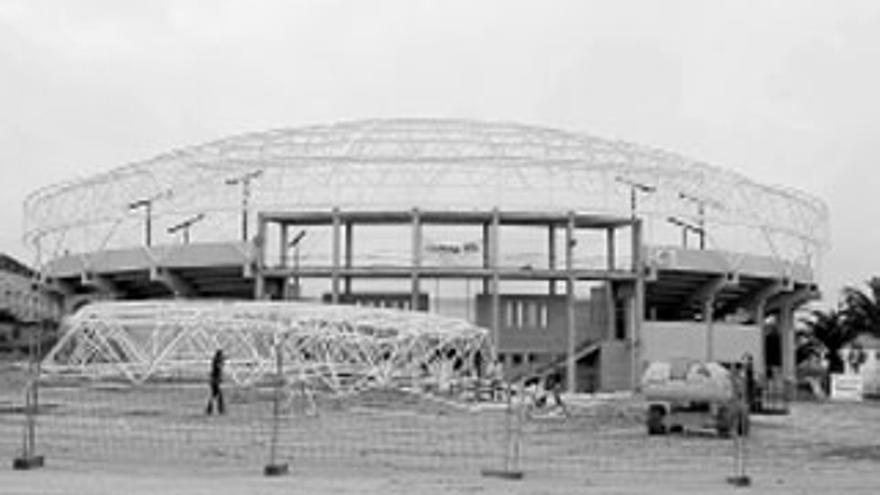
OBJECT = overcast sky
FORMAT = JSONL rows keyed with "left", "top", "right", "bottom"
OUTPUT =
{"left": 1, "top": 0, "right": 878, "bottom": 302}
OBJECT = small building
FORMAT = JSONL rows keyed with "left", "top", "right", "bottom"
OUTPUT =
{"left": 841, "top": 334, "right": 880, "bottom": 398}
{"left": 0, "top": 253, "right": 61, "bottom": 353}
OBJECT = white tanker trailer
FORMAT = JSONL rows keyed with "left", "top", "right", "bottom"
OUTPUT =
{"left": 642, "top": 359, "right": 750, "bottom": 438}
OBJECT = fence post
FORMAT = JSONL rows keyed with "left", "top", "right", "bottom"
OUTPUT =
{"left": 264, "top": 341, "right": 288, "bottom": 476}
{"left": 14, "top": 326, "right": 45, "bottom": 470}
{"left": 481, "top": 383, "right": 524, "bottom": 480}
{"left": 727, "top": 425, "right": 751, "bottom": 487}
{"left": 727, "top": 363, "right": 751, "bottom": 487}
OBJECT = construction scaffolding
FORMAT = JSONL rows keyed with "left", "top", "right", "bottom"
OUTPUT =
{"left": 23, "top": 119, "right": 828, "bottom": 276}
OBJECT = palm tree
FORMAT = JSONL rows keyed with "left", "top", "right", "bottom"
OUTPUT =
{"left": 842, "top": 277, "right": 880, "bottom": 338}
{"left": 799, "top": 308, "right": 855, "bottom": 374}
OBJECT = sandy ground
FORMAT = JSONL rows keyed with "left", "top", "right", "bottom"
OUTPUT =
{"left": 1, "top": 367, "right": 879, "bottom": 494}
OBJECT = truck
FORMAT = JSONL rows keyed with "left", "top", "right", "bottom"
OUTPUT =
{"left": 642, "top": 359, "right": 750, "bottom": 438}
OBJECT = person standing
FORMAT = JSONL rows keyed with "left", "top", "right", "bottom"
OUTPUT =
{"left": 742, "top": 353, "right": 758, "bottom": 413}
{"left": 206, "top": 349, "right": 226, "bottom": 415}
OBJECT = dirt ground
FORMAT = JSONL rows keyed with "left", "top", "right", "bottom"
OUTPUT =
{"left": 1, "top": 366, "right": 879, "bottom": 494}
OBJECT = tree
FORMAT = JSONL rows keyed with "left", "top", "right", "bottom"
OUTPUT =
{"left": 0, "top": 308, "right": 18, "bottom": 324}
{"left": 841, "top": 277, "right": 880, "bottom": 338}
{"left": 799, "top": 308, "right": 855, "bottom": 374}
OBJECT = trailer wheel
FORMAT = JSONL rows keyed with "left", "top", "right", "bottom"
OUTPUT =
{"left": 647, "top": 405, "right": 667, "bottom": 435}
{"left": 716, "top": 406, "right": 732, "bottom": 438}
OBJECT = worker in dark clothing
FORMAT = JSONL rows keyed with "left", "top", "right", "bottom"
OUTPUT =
{"left": 545, "top": 373, "right": 569, "bottom": 417}
{"left": 742, "top": 353, "right": 757, "bottom": 412}
{"left": 206, "top": 349, "right": 226, "bottom": 415}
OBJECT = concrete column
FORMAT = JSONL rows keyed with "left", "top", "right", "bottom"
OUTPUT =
{"left": 280, "top": 224, "right": 289, "bottom": 268}
{"left": 254, "top": 213, "right": 267, "bottom": 300}
{"left": 565, "top": 211, "right": 577, "bottom": 393}
{"left": 254, "top": 273, "right": 265, "bottom": 300}
{"left": 622, "top": 288, "right": 635, "bottom": 341}
{"left": 490, "top": 209, "right": 501, "bottom": 348}
{"left": 279, "top": 224, "right": 289, "bottom": 299}
{"left": 631, "top": 218, "right": 645, "bottom": 390}
{"left": 548, "top": 225, "right": 556, "bottom": 295}
{"left": 482, "top": 222, "right": 491, "bottom": 294}
{"left": 344, "top": 222, "right": 353, "bottom": 295}
{"left": 605, "top": 282, "right": 616, "bottom": 340}
{"left": 755, "top": 301, "right": 766, "bottom": 330}
{"left": 779, "top": 301, "right": 796, "bottom": 399}
{"left": 705, "top": 297, "right": 716, "bottom": 362}
{"left": 688, "top": 274, "right": 730, "bottom": 364}
{"left": 411, "top": 209, "right": 422, "bottom": 311}
{"left": 330, "top": 208, "right": 341, "bottom": 304}
{"left": 755, "top": 300, "right": 767, "bottom": 377}
{"left": 606, "top": 227, "right": 616, "bottom": 271}
{"left": 746, "top": 279, "right": 784, "bottom": 328}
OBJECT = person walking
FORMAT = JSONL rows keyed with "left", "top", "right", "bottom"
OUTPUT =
{"left": 545, "top": 372, "right": 569, "bottom": 417}
{"left": 741, "top": 353, "right": 758, "bottom": 413}
{"left": 206, "top": 349, "right": 226, "bottom": 415}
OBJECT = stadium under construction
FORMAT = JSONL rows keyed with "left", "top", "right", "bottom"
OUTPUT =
{"left": 22, "top": 119, "right": 828, "bottom": 395}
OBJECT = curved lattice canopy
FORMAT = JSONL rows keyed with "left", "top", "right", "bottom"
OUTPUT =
{"left": 42, "top": 300, "right": 493, "bottom": 392}
{"left": 24, "top": 119, "right": 828, "bottom": 274}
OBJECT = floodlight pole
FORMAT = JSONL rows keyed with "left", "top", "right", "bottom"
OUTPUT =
{"left": 667, "top": 216, "right": 703, "bottom": 249}
{"left": 129, "top": 190, "right": 172, "bottom": 247}
{"left": 167, "top": 213, "right": 206, "bottom": 244}
{"left": 226, "top": 170, "right": 263, "bottom": 242}
{"left": 129, "top": 200, "right": 154, "bottom": 247}
{"left": 678, "top": 192, "right": 710, "bottom": 250}
{"left": 615, "top": 176, "right": 656, "bottom": 220}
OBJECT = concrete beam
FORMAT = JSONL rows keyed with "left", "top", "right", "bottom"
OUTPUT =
{"left": 766, "top": 283, "right": 819, "bottom": 313}
{"left": 80, "top": 272, "right": 121, "bottom": 298}
{"left": 150, "top": 267, "right": 196, "bottom": 298}
{"left": 689, "top": 272, "right": 738, "bottom": 305}
{"left": 43, "top": 278, "right": 75, "bottom": 297}
{"left": 743, "top": 279, "right": 787, "bottom": 314}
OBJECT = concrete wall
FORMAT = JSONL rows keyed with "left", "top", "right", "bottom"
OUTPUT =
{"left": 475, "top": 294, "right": 605, "bottom": 353}
{"left": 641, "top": 321, "right": 763, "bottom": 375}
{"left": 321, "top": 292, "right": 429, "bottom": 311}
{"left": 474, "top": 292, "right": 623, "bottom": 390}
{"left": 600, "top": 341, "right": 631, "bottom": 391}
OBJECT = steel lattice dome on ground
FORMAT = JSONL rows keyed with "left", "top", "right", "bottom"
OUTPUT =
{"left": 42, "top": 300, "right": 493, "bottom": 391}
{"left": 24, "top": 118, "right": 828, "bottom": 272}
